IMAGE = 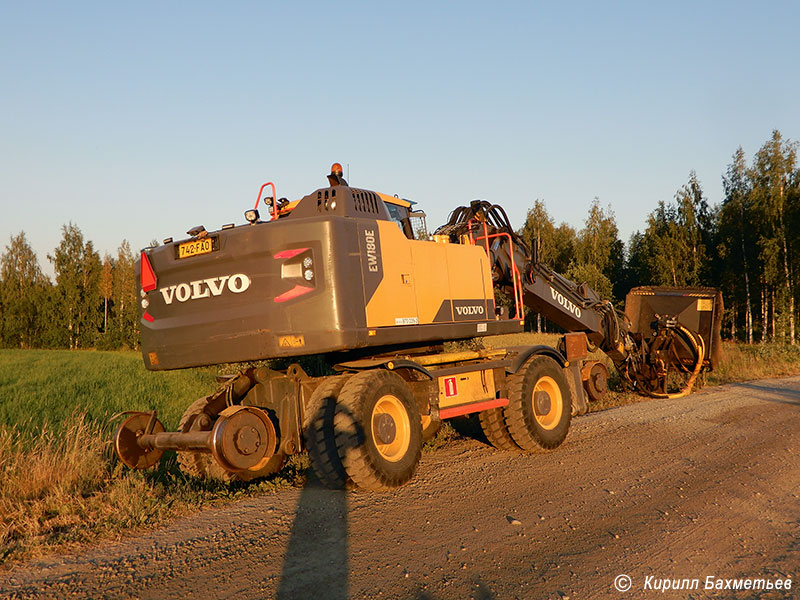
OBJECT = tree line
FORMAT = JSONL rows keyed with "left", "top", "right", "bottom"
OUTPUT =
{"left": 520, "top": 129, "right": 799, "bottom": 344}
{"left": 1, "top": 129, "right": 797, "bottom": 349}
{"left": 0, "top": 227, "right": 139, "bottom": 350}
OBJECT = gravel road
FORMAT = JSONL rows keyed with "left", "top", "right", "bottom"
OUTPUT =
{"left": 2, "top": 376, "right": 798, "bottom": 599}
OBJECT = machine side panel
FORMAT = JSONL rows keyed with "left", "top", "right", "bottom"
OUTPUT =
{"left": 410, "top": 241, "right": 452, "bottom": 323}
{"left": 443, "top": 242, "right": 492, "bottom": 321}
{"left": 365, "top": 225, "right": 496, "bottom": 327}
{"left": 363, "top": 221, "right": 419, "bottom": 327}
{"left": 410, "top": 240, "right": 495, "bottom": 324}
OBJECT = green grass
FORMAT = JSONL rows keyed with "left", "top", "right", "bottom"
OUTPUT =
{"left": 0, "top": 349, "right": 219, "bottom": 437}
{"left": 0, "top": 350, "right": 303, "bottom": 565}
{"left": 708, "top": 342, "right": 800, "bottom": 385}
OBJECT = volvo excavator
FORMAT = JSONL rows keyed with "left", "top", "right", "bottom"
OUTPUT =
{"left": 113, "top": 165, "right": 722, "bottom": 491}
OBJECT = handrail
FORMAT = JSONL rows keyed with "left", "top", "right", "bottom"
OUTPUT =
{"left": 254, "top": 182, "right": 278, "bottom": 220}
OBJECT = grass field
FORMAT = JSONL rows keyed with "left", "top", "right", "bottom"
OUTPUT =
{"left": 0, "top": 349, "right": 218, "bottom": 438}
{"left": 2, "top": 338, "right": 800, "bottom": 565}
{"left": 0, "top": 350, "right": 303, "bottom": 565}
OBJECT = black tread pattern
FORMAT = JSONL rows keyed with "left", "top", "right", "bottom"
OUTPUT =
{"left": 478, "top": 407, "right": 523, "bottom": 453}
{"left": 303, "top": 375, "right": 350, "bottom": 489}
{"left": 177, "top": 395, "right": 223, "bottom": 479}
{"left": 506, "top": 356, "right": 571, "bottom": 453}
{"left": 334, "top": 370, "right": 422, "bottom": 492}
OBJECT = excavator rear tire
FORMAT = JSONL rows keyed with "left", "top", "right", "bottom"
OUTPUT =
{"left": 334, "top": 370, "right": 422, "bottom": 492}
{"left": 478, "top": 407, "right": 523, "bottom": 453}
{"left": 304, "top": 375, "right": 351, "bottom": 489}
{"left": 506, "top": 355, "right": 571, "bottom": 452}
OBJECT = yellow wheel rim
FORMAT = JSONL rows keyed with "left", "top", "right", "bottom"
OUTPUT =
{"left": 371, "top": 394, "right": 411, "bottom": 462}
{"left": 533, "top": 376, "right": 562, "bottom": 430}
{"left": 420, "top": 414, "right": 432, "bottom": 431}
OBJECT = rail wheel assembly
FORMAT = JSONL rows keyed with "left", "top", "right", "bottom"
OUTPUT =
{"left": 177, "top": 395, "right": 286, "bottom": 482}
{"left": 333, "top": 370, "right": 422, "bottom": 491}
{"left": 114, "top": 412, "right": 166, "bottom": 469}
{"left": 581, "top": 361, "right": 609, "bottom": 403}
{"left": 505, "top": 356, "right": 571, "bottom": 452}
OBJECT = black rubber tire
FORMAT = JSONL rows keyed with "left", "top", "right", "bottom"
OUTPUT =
{"left": 177, "top": 396, "right": 285, "bottom": 482}
{"left": 303, "top": 375, "right": 350, "bottom": 489}
{"left": 334, "top": 370, "right": 422, "bottom": 492}
{"left": 506, "top": 356, "right": 571, "bottom": 452}
{"left": 177, "top": 395, "right": 220, "bottom": 479}
{"left": 478, "top": 407, "right": 523, "bottom": 453}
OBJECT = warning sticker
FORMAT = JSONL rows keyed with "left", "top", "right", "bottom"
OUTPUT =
{"left": 279, "top": 334, "right": 305, "bottom": 348}
{"left": 697, "top": 299, "right": 713, "bottom": 312}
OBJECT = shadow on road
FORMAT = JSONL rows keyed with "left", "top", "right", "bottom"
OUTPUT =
{"left": 733, "top": 382, "right": 800, "bottom": 406}
{"left": 275, "top": 398, "right": 499, "bottom": 600}
{"left": 276, "top": 473, "right": 348, "bottom": 600}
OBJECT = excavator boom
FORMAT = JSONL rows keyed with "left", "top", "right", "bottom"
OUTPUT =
{"left": 434, "top": 200, "right": 722, "bottom": 398}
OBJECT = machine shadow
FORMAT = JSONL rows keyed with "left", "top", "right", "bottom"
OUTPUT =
{"left": 733, "top": 382, "right": 800, "bottom": 406}
{"left": 276, "top": 399, "right": 357, "bottom": 600}
{"left": 276, "top": 472, "right": 349, "bottom": 600}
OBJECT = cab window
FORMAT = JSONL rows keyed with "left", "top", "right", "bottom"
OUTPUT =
{"left": 386, "top": 203, "right": 415, "bottom": 239}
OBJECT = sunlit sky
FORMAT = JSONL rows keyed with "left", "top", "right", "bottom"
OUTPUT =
{"left": 2, "top": 2, "right": 798, "bottom": 277}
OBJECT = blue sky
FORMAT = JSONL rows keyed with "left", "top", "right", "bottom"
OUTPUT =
{"left": 2, "top": 1, "right": 798, "bottom": 276}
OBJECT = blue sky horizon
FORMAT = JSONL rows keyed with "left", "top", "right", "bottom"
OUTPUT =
{"left": 2, "top": 2, "right": 798, "bottom": 277}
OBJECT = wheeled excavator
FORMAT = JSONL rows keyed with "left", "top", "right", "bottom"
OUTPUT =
{"left": 113, "top": 165, "right": 722, "bottom": 491}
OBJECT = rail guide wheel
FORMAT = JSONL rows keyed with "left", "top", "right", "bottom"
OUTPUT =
{"left": 582, "top": 361, "right": 609, "bottom": 403}
{"left": 114, "top": 412, "right": 166, "bottom": 469}
{"left": 177, "top": 397, "right": 285, "bottom": 481}
{"left": 211, "top": 406, "right": 277, "bottom": 473}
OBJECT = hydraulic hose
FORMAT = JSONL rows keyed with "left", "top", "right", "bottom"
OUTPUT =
{"left": 646, "top": 326, "right": 706, "bottom": 399}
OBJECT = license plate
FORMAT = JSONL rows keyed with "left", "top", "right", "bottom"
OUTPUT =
{"left": 178, "top": 237, "right": 215, "bottom": 259}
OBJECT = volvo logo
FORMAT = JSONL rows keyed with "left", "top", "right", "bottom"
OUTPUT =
{"left": 550, "top": 287, "right": 581, "bottom": 317}
{"left": 159, "top": 274, "right": 251, "bottom": 305}
{"left": 455, "top": 305, "right": 485, "bottom": 316}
